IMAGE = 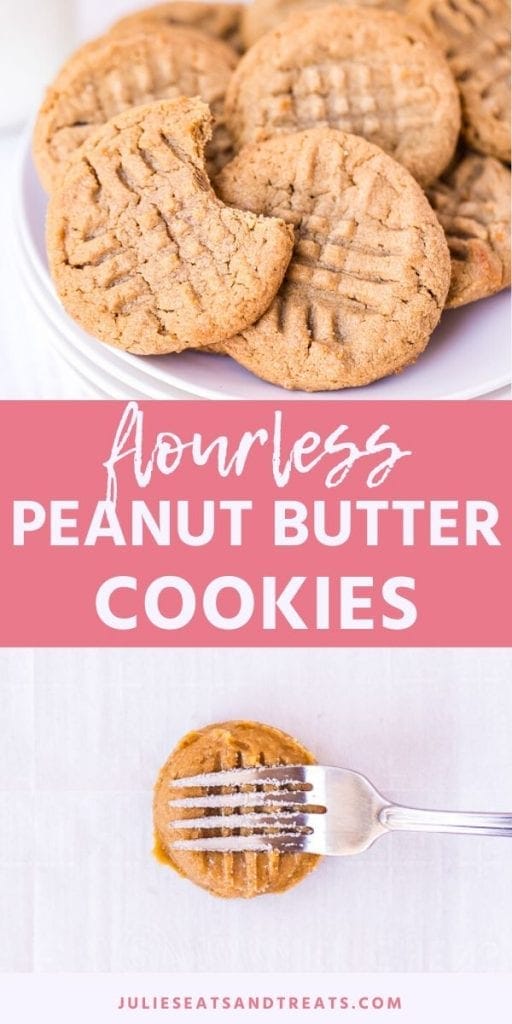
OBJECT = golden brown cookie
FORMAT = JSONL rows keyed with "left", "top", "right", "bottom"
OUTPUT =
{"left": 46, "top": 99, "right": 294, "bottom": 356}
{"left": 409, "top": 0, "right": 511, "bottom": 163}
{"left": 427, "top": 151, "right": 511, "bottom": 307}
{"left": 154, "top": 720, "right": 320, "bottom": 899}
{"left": 33, "top": 26, "right": 238, "bottom": 191}
{"left": 216, "top": 128, "right": 451, "bottom": 391}
{"left": 225, "top": 6, "right": 461, "bottom": 187}
{"left": 241, "top": 0, "right": 412, "bottom": 49}
{"left": 111, "top": 1, "right": 245, "bottom": 54}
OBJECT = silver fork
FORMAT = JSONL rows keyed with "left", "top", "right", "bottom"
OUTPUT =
{"left": 167, "top": 765, "right": 512, "bottom": 854}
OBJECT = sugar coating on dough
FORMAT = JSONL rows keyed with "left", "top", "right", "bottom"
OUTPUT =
{"left": 241, "top": 0, "right": 413, "bottom": 48}
{"left": 427, "top": 151, "right": 511, "bottom": 308}
{"left": 33, "top": 26, "right": 238, "bottom": 191}
{"left": 409, "top": 0, "right": 511, "bottom": 163}
{"left": 46, "top": 99, "right": 294, "bottom": 356}
{"left": 226, "top": 5, "right": 461, "bottom": 187}
{"left": 216, "top": 128, "right": 451, "bottom": 391}
{"left": 110, "top": 1, "right": 245, "bottom": 53}
{"left": 154, "top": 720, "right": 320, "bottom": 899}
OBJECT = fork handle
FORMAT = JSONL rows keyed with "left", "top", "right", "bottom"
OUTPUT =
{"left": 380, "top": 804, "right": 512, "bottom": 837}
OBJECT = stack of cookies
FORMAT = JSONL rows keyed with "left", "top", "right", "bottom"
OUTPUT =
{"left": 34, "top": 0, "right": 511, "bottom": 391}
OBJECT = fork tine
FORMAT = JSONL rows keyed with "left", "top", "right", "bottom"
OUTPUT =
{"left": 168, "top": 811, "right": 314, "bottom": 832}
{"left": 169, "top": 834, "right": 318, "bottom": 853}
{"left": 169, "top": 765, "right": 314, "bottom": 790}
{"left": 168, "top": 789, "right": 324, "bottom": 810}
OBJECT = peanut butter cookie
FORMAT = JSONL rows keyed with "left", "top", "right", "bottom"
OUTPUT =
{"left": 111, "top": 1, "right": 245, "bottom": 54}
{"left": 427, "top": 151, "right": 511, "bottom": 307}
{"left": 33, "top": 26, "right": 238, "bottom": 191}
{"left": 409, "top": 0, "right": 511, "bottom": 163}
{"left": 241, "top": 0, "right": 412, "bottom": 49}
{"left": 216, "top": 128, "right": 450, "bottom": 391}
{"left": 46, "top": 99, "right": 294, "bottom": 356}
{"left": 154, "top": 720, "right": 320, "bottom": 898}
{"left": 226, "top": 6, "right": 460, "bottom": 187}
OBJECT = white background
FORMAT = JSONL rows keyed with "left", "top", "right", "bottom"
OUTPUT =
{"left": 1, "top": 647, "right": 511, "bottom": 974}
{"left": 1, "top": 973, "right": 511, "bottom": 1024}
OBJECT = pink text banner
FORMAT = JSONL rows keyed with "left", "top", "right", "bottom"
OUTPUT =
{"left": 0, "top": 400, "right": 510, "bottom": 647}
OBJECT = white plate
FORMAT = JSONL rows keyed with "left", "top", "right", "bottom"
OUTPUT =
{"left": 16, "top": 135, "right": 511, "bottom": 401}
{"left": 17, "top": 235, "right": 190, "bottom": 399}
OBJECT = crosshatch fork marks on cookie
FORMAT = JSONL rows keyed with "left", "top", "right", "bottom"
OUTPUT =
{"left": 409, "top": 0, "right": 511, "bottom": 162}
{"left": 33, "top": 26, "right": 238, "bottom": 191}
{"left": 47, "top": 98, "right": 294, "bottom": 356}
{"left": 216, "top": 127, "right": 451, "bottom": 390}
{"left": 427, "top": 151, "right": 511, "bottom": 307}
{"left": 63, "top": 131, "right": 265, "bottom": 326}
{"left": 153, "top": 721, "right": 321, "bottom": 899}
{"left": 225, "top": 6, "right": 461, "bottom": 187}
{"left": 265, "top": 60, "right": 439, "bottom": 145}
{"left": 225, "top": 141, "right": 439, "bottom": 325}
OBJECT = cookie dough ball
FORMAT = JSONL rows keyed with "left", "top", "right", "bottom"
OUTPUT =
{"left": 154, "top": 720, "right": 321, "bottom": 898}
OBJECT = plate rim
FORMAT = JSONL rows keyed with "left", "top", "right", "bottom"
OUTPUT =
{"left": 15, "top": 129, "right": 512, "bottom": 403}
